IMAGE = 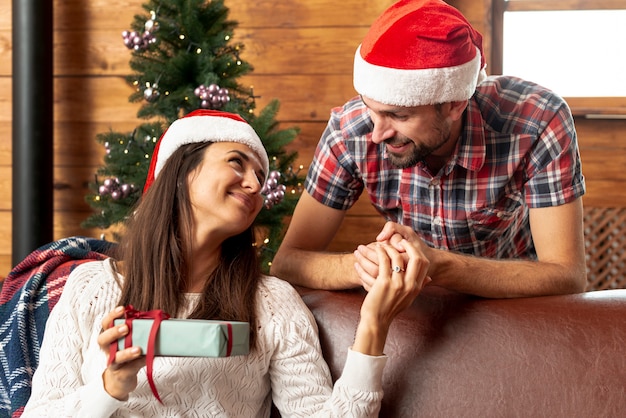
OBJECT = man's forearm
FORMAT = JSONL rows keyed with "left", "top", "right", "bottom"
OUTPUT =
{"left": 271, "top": 248, "right": 360, "bottom": 290}
{"left": 429, "top": 249, "right": 587, "bottom": 298}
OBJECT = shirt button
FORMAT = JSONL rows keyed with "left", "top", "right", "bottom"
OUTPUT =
{"left": 433, "top": 216, "right": 442, "bottom": 226}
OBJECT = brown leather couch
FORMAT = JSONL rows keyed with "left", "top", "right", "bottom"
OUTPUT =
{"left": 288, "top": 286, "right": 626, "bottom": 417}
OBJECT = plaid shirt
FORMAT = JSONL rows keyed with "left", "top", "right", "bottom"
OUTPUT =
{"left": 305, "top": 76, "right": 585, "bottom": 259}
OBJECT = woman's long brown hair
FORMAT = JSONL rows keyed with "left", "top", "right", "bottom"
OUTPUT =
{"left": 113, "top": 142, "right": 260, "bottom": 347}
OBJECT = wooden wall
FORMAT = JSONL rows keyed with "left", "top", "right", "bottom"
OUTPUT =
{"left": 0, "top": 0, "right": 624, "bottom": 277}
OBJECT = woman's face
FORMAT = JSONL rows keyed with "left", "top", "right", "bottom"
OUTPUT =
{"left": 188, "top": 141, "right": 266, "bottom": 239}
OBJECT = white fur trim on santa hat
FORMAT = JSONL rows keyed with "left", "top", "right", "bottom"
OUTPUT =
{"left": 353, "top": 45, "right": 486, "bottom": 107}
{"left": 154, "top": 113, "right": 269, "bottom": 179}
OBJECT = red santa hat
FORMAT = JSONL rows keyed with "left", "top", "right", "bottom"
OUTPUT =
{"left": 143, "top": 109, "right": 269, "bottom": 192}
{"left": 353, "top": 0, "right": 487, "bottom": 106}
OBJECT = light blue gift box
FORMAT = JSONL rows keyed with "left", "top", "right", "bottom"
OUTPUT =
{"left": 113, "top": 318, "right": 249, "bottom": 357}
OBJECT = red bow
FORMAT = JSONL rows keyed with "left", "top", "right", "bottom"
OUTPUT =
{"left": 108, "top": 305, "right": 171, "bottom": 404}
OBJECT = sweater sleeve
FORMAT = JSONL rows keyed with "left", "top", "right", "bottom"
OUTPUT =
{"left": 262, "top": 277, "right": 387, "bottom": 418}
{"left": 22, "top": 260, "right": 125, "bottom": 417}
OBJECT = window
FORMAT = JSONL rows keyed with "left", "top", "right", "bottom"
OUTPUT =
{"left": 493, "top": 0, "right": 626, "bottom": 117}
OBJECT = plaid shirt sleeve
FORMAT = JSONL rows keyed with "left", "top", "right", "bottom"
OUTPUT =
{"left": 305, "top": 98, "right": 371, "bottom": 210}
{"left": 522, "top": 97, "right": 585, "bottom": 208}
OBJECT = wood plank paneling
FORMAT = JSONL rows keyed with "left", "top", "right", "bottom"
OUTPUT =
{"left": 0, "top": 119, "right": 325, "bottom": 168}
{"left": 229, "top": 0, "right": 396, "bottom": 28}
{"left": 45, "top": 27, "right": 372, "bottom": 77}
{"left": 242, "top": 74, "right": 358, "bottom": 121}
{"left": 1, "top": 0, "right": 395, "bottom": 76}
{"left": 0, "top": 167, "right": 8, "bottom": 210}
{"left": 0, "top": 123, "right": 9, "bottom": 165}
{"left": 0, "top": 33, "right": 9, "bottom": 76}
{"left": 1, "top": 121, "right": 120, "bottom": 167}
{"left": 580, "top": 148, "right": 626, "bottom": 182}
{"left": 1, "top": 75, "right": 356, "bottom": 129}
{"left": 0, "top": 165, "right": 100, "bottom": 215}
{"left": 327, "top": 215, "right": 387, "bottom": 252}
{"left": 1, "top": 122, "right": 325, "bottom": 213}
{"left": 54, "top": 77, "right": 138, "bottom": 122}
{"left": 504, "top": 0, "right": 626, "bottom": 12}
{"left": 583, "top": 180, "right": 626, "bottom": 208}
{"left": 51, "top": 74, "right": 357, "bottom": 124}
{"left": 0, "top": 254, "right": 10, "bottom": 279}
{"left": 0, "top": 210, "right": 11, "bottom": 275}
{"left": 0, "top": 0, "right": 394, "bottom": 31}
{"left": 0, "top": 78, "right": 9, "bottom": 121}
{"left": 576, "top": 118, "right": 626, "bottom": 148}
{"left": 0, "top": 210, "right": 109, "bottom": 276}
{"left": 0, "top": 2, "right": 9, "bottom": 29}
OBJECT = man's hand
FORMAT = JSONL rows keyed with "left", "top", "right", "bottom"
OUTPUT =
{"left": 354, "top": 221, "right": 432, "bottom": 290}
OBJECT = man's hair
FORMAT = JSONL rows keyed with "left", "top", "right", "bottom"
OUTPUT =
{"left": 114, "top": 141, "right": 260, "bottom": 347}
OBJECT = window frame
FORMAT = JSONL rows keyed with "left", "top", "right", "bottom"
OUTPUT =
{"left": 492, "top": 0, "right": 626, "bottom": 118}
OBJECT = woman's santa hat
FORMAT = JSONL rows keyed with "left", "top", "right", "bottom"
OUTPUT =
{"left": 143, "top": 109, "right": 269, "bottom": 192}
{"left": 353, "top": 0, "right": 487, "bottom": 107}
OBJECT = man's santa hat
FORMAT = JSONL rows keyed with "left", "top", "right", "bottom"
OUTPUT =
{"left": 353, "top": 0, "right": 487, "bottom": 107}
{"left": 144, "top": 109, "right": 269, "bottom": 192}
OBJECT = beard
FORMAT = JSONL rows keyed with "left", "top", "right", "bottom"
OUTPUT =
{"left": 385, "top": 114, "right": 452, "bottom": 169}
{"left": 386, "top": 140, "right": 437, "bottom": 168}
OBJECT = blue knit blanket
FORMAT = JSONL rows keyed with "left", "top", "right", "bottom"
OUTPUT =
{"left": 0, "top": 237, "right": 113, "bottom": 418}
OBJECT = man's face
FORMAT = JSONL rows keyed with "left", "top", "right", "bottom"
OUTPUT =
{"left": 362, "top": 96, "right": 455, "bottom": 169}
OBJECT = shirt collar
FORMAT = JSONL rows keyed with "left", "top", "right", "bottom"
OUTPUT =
{"left": 453, "top": 99, "right": 486, "bottom": 172}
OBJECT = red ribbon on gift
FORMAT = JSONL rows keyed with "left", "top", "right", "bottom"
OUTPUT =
{"left": 223, "top": 322, "right": 233, "bottom": 357}
{"left": 108, "top": 305, "right": 171, "bottom": 404}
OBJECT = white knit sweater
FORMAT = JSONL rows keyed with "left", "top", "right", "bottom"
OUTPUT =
{"left": 23, "top": 259, "right": 387, "bottom": 417}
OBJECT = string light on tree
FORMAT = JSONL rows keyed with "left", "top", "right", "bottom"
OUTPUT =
{"left": 283, "top": 164, "right": 305, "bottom": 194}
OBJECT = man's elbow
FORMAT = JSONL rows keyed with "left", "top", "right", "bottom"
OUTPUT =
{"left": 561, "top": 267, "right": 587, "bottom": 295}
{"left": 269, "top": 260, "right": 282, "bottom": 278}
{"left": 269, "top": 245, "right": 291, "bottom": 278}
{"left": 269, "top": 255, "right": 283, "bottom": 278}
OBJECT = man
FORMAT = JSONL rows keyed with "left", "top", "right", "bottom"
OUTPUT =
{"left": 270, "top": 0, "right": 587, "bottom": 298}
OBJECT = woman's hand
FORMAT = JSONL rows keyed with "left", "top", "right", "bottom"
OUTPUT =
{"left": 354, "top": 221, "right": 432, "bottom": 290}
{"left": 97, "top": 306, "right": 146, "bottom": 401}
{"left": 352, "top": 239, "right": 430, "bottom": 356}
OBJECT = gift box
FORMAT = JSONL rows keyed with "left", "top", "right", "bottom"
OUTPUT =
{"left": 113, "top": 317, "right": 250, "bottom": 357}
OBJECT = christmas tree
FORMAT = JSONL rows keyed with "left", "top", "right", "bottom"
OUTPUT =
{"left": 82, "top": 0, "right": 304, "bottom": 271}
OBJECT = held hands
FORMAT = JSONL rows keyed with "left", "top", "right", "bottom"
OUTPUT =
{"left": 354, "top": 221, "right": 432, "bottom": 291}
{"left": 97, "top": 306, "right": 146, "bottom": 401}
{"left": 352, "top": 239, "right": 430, "bottom": 356}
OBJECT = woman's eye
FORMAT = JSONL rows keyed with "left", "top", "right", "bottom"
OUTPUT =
{"left": 229, "top": 157, "right": 243, "bottom": 166}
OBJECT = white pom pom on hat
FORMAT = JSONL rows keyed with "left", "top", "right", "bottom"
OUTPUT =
{"left": 143, "top": 109, "right": 269, "bottom": 192}
{"left": 353, "top": 0, "right": 487, "bottom": 107}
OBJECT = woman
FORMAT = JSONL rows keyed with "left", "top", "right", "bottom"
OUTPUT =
{"left": 23, "top": 110, "right": 430, "bottom": 417}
